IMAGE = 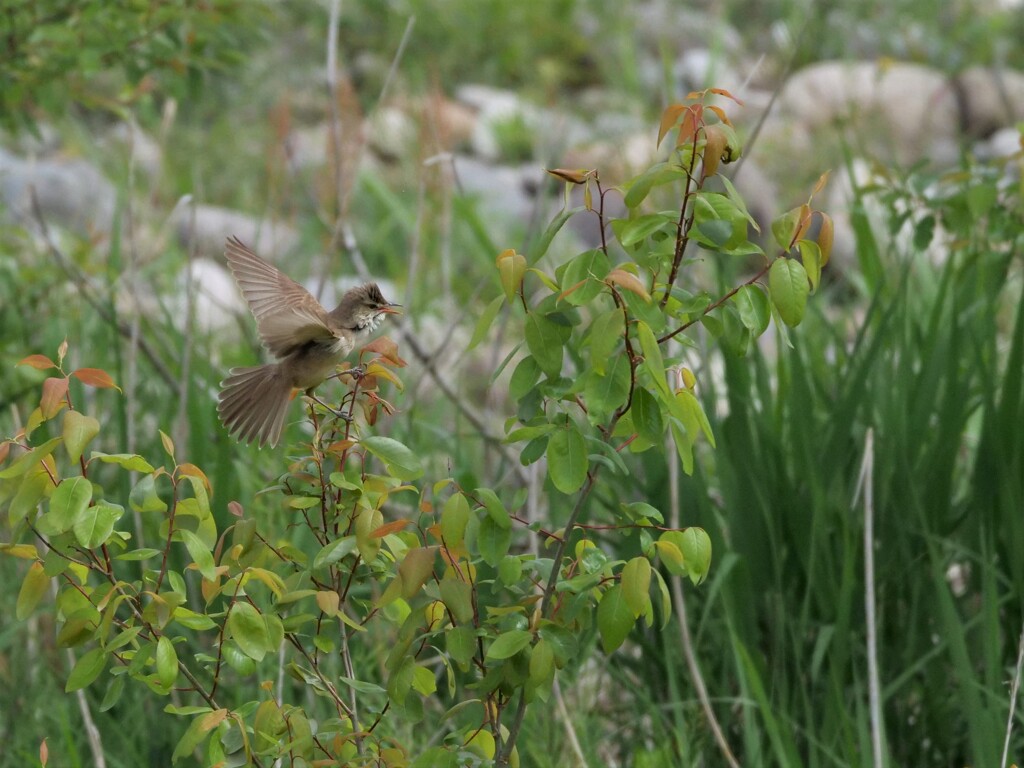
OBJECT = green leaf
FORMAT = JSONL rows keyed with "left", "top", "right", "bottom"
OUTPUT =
{"left": 675, "top": 389, "right": 715, "bottom": 447}
{"left": 66, "top": 646, "right": 106, "bottom": 692}
{"left": 669, "top": 420, "right": 694, "bottom": 476}
{"left": 630, "top": 387, "right": 664, "bottom": 443}
{"left": 171, "top": 714, "right": 212, "bottom": 763}
{"left": 91, "top": 452, "right": 156, "bottom": 474}
{"left": 621, "top": 557, "right": 652, "bottom": 618}
{"left": 636, "top": 321, "right": 670, "bottom": 396}
{"left": 398, "top": 547, "right": 437, "bottom": 599}
{"left": 338, "top": 676, "right": 386, "bottom": 695}
{"left": 652, "top": 568, "right": 673, "bottom": 628}
{"left": 597, "top": 584, "right": 635, "bottom": 653}
{"left": 16, "top": 561, "right": 49, "bottom": 620}
{"left": 361, "top": 436, "right": 423, "bottom": 481}
{"left": 228, "top": 602, "right": 269, "bottom": 662}
{"left": 387, "top": 655, "right": 415, "bottom": 706}
{"left": 547, "top": 421, "right": 588, "bottom": 495}
{"left": 99, "top": 674, "right": 125, "bottom": 712}
{"left": 588, "top": 308, "right": 624, "bottom": 375}
{"left": 475, "top": 488, "right": 511, "bottom": 530}
{"left": 477, "top": 513, "right": 512, "bottom": 567}
{"left": 769, "top": 258, "right": 809, "bottom": 328}
{"left": 655, "top": 537, "right": 686, "bottom": 576}
{"left": 156, "top": 636, "right": 178, "bottom": 688}
{"left": 530, "top": 206, "right": 581, "bottom": 263}
{"left": 622, "top": 162, "right": 686, "bottom": 209}
{"left": 176, "top": 528, "right": 217, "bottom": 581}
{"left": 38, "top": 476, "right": 92, "bottom": 536}
{"left": 680, "top": 527, "right": 713, "bottom": 585}
{"left": 529, "top": 637, "right": 555, "bottom": 689}
{"left": 733, "top": 284, "right": 771, "bottom": 337}
{"left": 486, "top": 629, "right": 533, "bottom": 660}
{"left": 525, "top": 312, "right": 566, "bottom": 378}
{"left": 446, "top": 625, "right": 476, "bottom": 667}
{"left": 0, "top": 437, "right": 61, "bottom": 479}
{"left": 583, "top": 354, "right": 630, "bottom": 421}
{"left": 72, "top": 501, "right": 123, "bottom": 549}
{"left": 439, "top": 577, "right": 474, "bottom": 625}
{"left": 509, "top": 356, "right": 541, "bottom": 400}
{"left": 617, "top": 212, "right": 675, "bottom": 247}
{"left": 129, "top": 474, "right": 167, "bottom": 513}
{"left": 8, "top": 470, "right": 50, "bottom": 526}
{"left": 63, "top": 411, "right": 100, "bottom": 464}
{"left": 312, "top": 536, "right": 359, "bottom": 570}
{"left": 441, "top": 493, "right": 471, "bottom": 547}
{"left": 560, "top": 249, "right": 610, "bottom": 305}
{"left": 798, "top": 239, "right": 822, "bottom": 293}
{"left": 771, "top": 206, "right": 803, "bottom": 251}
{"left": 498, "top": 555, "right": 523, "bottom": 585}
{"left": 469, "top": 295, "right": 504, "bottom": 350}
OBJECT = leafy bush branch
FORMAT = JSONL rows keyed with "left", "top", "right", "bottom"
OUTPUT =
{"left": 1, "top": 91, "right": 831, "bottom": 767}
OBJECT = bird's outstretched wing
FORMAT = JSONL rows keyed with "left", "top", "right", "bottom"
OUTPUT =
{"left": 224, "top": 236, "right": 336, "bottom": 357}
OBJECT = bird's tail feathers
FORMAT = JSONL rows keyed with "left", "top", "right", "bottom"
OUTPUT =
{"left": 217, "top": 364, "right": 293, "bottom": 447}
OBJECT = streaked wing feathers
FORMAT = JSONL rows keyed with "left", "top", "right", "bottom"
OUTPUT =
{"left": 225, "top": 236, "right": 335, "bottom": 356}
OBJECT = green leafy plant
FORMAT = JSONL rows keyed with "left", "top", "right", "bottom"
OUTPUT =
{"left": 1, "top": 91, "right": 831, "bottom": 766}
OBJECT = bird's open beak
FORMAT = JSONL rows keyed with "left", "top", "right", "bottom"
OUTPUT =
{"left": 381, "top": 304, "right": 402, "bottom": 315}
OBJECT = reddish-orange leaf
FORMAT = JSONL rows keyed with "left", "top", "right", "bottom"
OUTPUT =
{"left": 177, "top": 463, "right": 212, "bottom": 495}
{"left": 40, "top": 377, "right": 69, "bottom": 419}
{"left": 545, "top": 168, "right": 589, "bottom": 184}
{"left": 706, "top": 104, "right": 733, "bottom": 126}
{"left": 200, "top": 708, "right": 229, "bottom": 733}
{"left": 709, "top": 87, "right": 744, "bottom": 106}
{"left": 685, "top": 90, "right": 705, "bottom": 101}
{"left": 40, "top": 738, "right": 48, "bottom": 768}
{"left": 657, "top": 104, "right": 687, "bottom": 147}
{"left": 606, "top": 269, "right": 651, "bottom": 301}
{"left": 702, "top": 125, "right": 728, "bottom": 177}
{"left": 361, "top": 337, "right": 408, "bottom": 367}
{"left": 810, "top": 170, "right": 831, "bottom": 200}
{"left": 677, "top": 105, "right": 704, "bottom": 145}
{"left": 228, "top": 501, "right": 244, "bottom": 518}
{"left": 792, "top": 203, "right": 813, "bottom": 245}
{"left": 557, "top": 279, "right": 588, "bottom": 302}
{"left": 72, "top": 368, "right": 120, "bottom": 391}
{"left": 18, "top": 354, "right": 56, "bottom": 370}
{"left": 0, "top": 441, "right": 10, "bottom": 465}
{"left": 371, "top": 518, "right": 410, "bottom": 538}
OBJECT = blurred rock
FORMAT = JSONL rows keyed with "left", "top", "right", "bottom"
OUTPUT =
{"left": 451, "top": 154, "right": 545, "bottom": 224}
{"left": 171, "top": 203, "right": 299, "bottom": 259}
{"left": 0, "top": 148, "right": 116, "bottom": 236}
{"left": 758, "top": 62, "right": 1024, "bottom": 172}
{"left": 103, "top": 122, "right": 163, "bottom": 179}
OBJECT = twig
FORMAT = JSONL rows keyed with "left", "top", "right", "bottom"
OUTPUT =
{"left": 855, "top": 428, "right": 885, "bottom": 767}
{"left": 66, "top": 651, "right": 106, "bottom": 767}
{"left": 28, "top": 190, "right": 181, "bottom": 395}
{"left": 498, "top": 471, "right": 601, "bottom": 765}
{"left": 553, "top": 677, "right": 588, "bottom": 767}
{"left": 1002, "top": 624, "right": 1024, "bottom": 767}
{"left": 173, "top": 196, "right": 198, "bottom": 451}
{"left": 667, "top": 428, "right": 740, "bottom": 768}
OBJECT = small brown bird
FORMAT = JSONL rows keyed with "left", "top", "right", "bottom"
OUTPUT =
{"left": 217, "top": 236, "right": 399, "bottom": 447}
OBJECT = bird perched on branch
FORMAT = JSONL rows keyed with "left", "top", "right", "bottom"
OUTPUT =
{"left": 217, "top": 236, "right": 399, "bottom": 447}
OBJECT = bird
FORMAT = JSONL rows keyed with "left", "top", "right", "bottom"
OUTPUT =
{"left": 217, "top": 236, "right": 400, "bottom": 447}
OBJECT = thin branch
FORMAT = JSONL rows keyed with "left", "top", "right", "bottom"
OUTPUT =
{"left": 855, "top": 428, "right": 885, "bottom": 767}
{"left": 28, "top": 189, "right": 181, "bottom": 395}
{"left": 657, "top": 263, "right": 770, "bottom": 345}
{"left": 497, "top": 470, "right": 601, "bottom": 765}
{"left": 667, "top": 427, "right": 740, "bottom": 768}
